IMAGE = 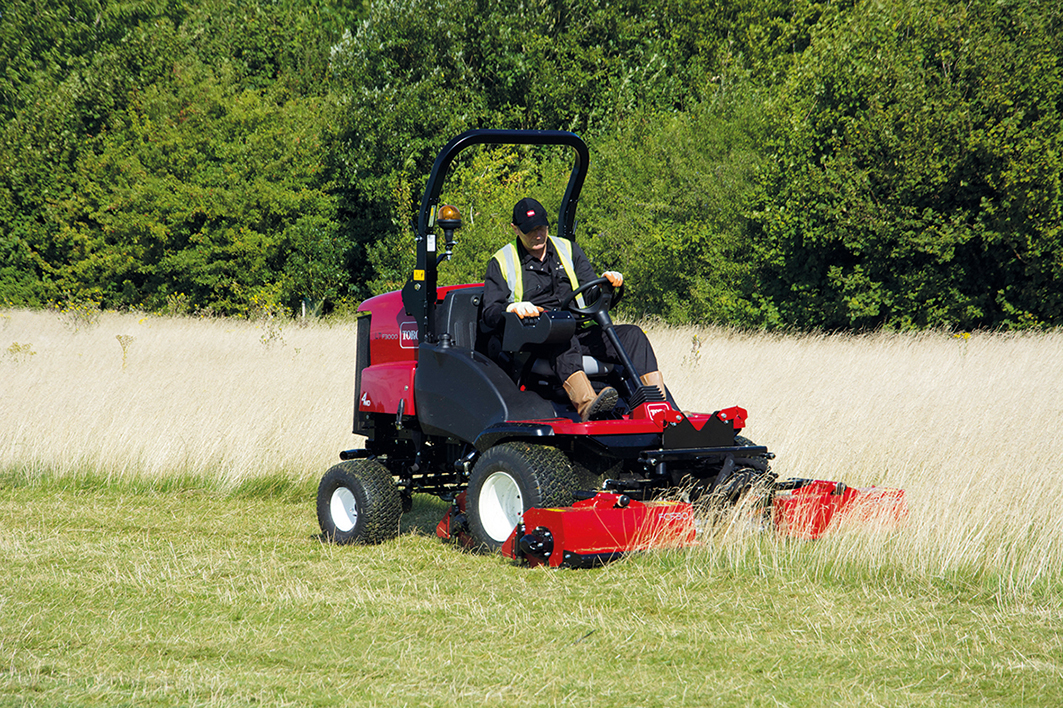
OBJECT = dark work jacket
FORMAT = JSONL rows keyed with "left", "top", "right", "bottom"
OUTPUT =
{"left": 481, "top": 237, "right": 602, "bottom": 330}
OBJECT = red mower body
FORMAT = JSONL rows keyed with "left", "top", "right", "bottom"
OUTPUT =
{"left": 487, "top": 481, "right": 908, "bottom": 567}
{"left": 354, "top": 286, "right": 481, "bottom": 420}
{"left": 774, "top": 481, "right": 909, "bottom": 539}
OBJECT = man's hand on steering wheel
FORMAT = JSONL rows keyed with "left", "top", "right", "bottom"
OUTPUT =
{"left": 559, "top": 276, "right": 618, "bottom": 324}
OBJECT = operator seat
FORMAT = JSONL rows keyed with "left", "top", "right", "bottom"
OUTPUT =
{"left": 435, "top": 287, "right": 487, "bottom": 351}
{"left": 437, "top": 287, "right": 615, "bottom": 396}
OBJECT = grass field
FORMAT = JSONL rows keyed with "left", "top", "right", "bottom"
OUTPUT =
{"left": 2, "top": 309, "right": 1061, "bottom": 706}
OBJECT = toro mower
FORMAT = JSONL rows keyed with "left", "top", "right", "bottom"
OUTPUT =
{"left": 316, "top": 129, "right": 906, "bottom": 566}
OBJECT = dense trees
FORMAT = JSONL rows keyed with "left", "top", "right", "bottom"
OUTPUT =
{"left": 2, "top": 0, "right": 1059, "bottom": 328}
{"left": 752, "top": 0, "right": 1063, "bottom": 329}
{"left": 1, "top": 0, "right": 357, "bottom": 312}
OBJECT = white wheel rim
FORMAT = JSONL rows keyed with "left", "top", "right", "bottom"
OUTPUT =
{"left": 479, "top": 471, "right": 524, "bottom": 542}
{"left": 330, "top": 487, "right": 358, "bottom": 533}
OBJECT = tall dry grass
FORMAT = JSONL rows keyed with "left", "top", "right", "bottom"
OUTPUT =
{"left": 2, "top": 309, "right": 1061, "bottom": 594}
{"left": 649, "top": 323, "right": 1063, "bottom": 595}
{"left": 0, "top": 309, "right": 360, "bottom": 488}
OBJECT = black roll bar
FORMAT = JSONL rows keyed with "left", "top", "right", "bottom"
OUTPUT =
{"left": 402, "top": 129, "right": 590, "bottom": 343}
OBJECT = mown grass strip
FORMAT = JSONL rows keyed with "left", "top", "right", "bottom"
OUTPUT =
{"left": 2, "top": 483, "right": 1061, "bottom": 707}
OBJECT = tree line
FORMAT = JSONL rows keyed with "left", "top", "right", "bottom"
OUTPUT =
{"left": 2, "top": 0, "right": 1060, "bottom": 329}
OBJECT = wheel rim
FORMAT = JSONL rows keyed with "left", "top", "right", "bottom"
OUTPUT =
{"left": 330, "top": 486, "right": 359, "bottom": 533}
{"left": 479, "top": 471, "right": 524, "bottom": 542}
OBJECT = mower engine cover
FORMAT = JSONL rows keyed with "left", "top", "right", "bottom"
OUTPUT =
{"left": 500, "top": 492, "right": 697, "bottom": 568}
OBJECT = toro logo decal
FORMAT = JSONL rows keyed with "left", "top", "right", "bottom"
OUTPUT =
{"left": 656, "top": 510, "right": 693, "bottom": 522}
{"left": 645, "top": 402, "right": 682, "bottom": 425}
{"left": 399, "top": 321, "right": 419, "bottom": 349}
{"left": 646, "top": 403, "right": 670, "bottom": 419}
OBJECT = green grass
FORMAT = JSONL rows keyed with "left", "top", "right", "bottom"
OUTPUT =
{"left": 2, "top": 479, "right": 1061, "bottom": 707}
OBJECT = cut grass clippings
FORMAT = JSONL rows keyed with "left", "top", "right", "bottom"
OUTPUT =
{"left": 1, "top": 481, "right": 1061, "bottom": 707}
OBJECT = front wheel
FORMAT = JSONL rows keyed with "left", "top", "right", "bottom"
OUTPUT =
{"left": 467, "top": 442, "right": 578, "bottom": 551}
{"left": 317, "top": 460, "right": 402, "bottom": 544}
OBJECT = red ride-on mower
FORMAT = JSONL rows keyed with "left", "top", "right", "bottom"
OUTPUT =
{"left": 316, "top": 130, "right": 906, "bottom": 566}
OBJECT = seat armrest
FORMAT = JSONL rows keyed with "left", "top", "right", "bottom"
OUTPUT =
{"left": 501, "top": 310, "right": 578, "bottom": 352}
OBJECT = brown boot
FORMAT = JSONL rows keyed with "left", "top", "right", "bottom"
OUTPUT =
{"left": 640, "top": 371, "right": 667, "bottom": 400}
{"left": 563, "top": 371, "right": 618, "bottom": 422}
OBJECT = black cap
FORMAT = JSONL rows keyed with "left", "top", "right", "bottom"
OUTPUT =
{"left": 512, "top": 197, "right": 550, "bottom": 233}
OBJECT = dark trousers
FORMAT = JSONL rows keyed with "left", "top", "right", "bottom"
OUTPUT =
{"left": 547, "top": 324, "right": 658, "bottom": 382}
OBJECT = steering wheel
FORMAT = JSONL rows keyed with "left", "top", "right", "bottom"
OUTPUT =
{"left": 559, "top": 276, "right": 614, "bottom": 321}
{"left": 558, "top": 275, "right": 644, "bottom": 397}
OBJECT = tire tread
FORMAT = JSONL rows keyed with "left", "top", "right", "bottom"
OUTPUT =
{"left": 466, "top": 442, "right": 579, "bottom": 550}
{"left": 316, "top": 460, "right": 401, "bottom": 545}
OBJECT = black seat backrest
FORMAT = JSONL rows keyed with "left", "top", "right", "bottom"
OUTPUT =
{"left": 437, "top": 287, "right": 612, "bottom": 385}
{"left": 436, "top": 287, "right": 485, "bottom": 350}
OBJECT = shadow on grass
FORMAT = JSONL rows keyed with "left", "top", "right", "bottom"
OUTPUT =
{"left": 401, "top": 494, "right": 450, "bottom": 536}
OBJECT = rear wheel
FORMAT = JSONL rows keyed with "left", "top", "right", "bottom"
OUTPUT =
{"left": 317, "top": 460, "right": 402, "bottom": 544}
{"left": 467, "top": 442, "right": 578, "bottom": 550}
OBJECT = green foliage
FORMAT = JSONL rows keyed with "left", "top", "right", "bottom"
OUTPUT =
{"left": 51, "top": 64, "right": 340, "bottom": 315}
{"left": 2, "top": 0, "right": 1060, "bottom": 329}
{"left": 436, "top": 146, "right": 573, "bottom": 289}
{"left": 0, "top": 1, "right": 189, "bottom": 304}
{"left": 580, "top": 95, "right": 772, "bottom": 325}
{"left": 752, "top": 0, "right": 1063, "bottom": 330}
{"left": 364, "top": 145, "right": 570, "bottom": 295}
{"left": 328, "top": 0, "right": 736, "bottom": 298}
{"left": 281, "top": 214, "right": 347, "bottom": 310}
{"left": 0, "top": 0, "right": 359, "bottom": 316}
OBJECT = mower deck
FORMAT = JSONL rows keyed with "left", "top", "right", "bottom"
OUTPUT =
{"left": 501, "top": 492, "right": 697, "bottom": 568}
{"left": 438, "top": 481, "right": 908, "bottom": 568}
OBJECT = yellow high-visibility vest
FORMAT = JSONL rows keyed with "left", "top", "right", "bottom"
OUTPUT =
{"left": 492, "top": 236, "right": 585, "bottom": 307}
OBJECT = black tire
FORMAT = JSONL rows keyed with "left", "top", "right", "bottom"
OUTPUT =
{"left": 317, "top": 460, "right": 402, "bottom": 545}
{"left": 709, "top": 435, "right": 775, "bottom": 507}
{"left": 733, "top": 435, "right": 773, "bottom": 477}
{"left": 467, "top": 442, "right": 579, "bottom": 551}
{"left": 569, "top": 452, "right": 621, "bottom": 493}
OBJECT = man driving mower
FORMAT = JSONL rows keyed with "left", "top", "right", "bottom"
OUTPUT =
{"left": 481, "top": 197, "right": 667, "bottom": 421}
